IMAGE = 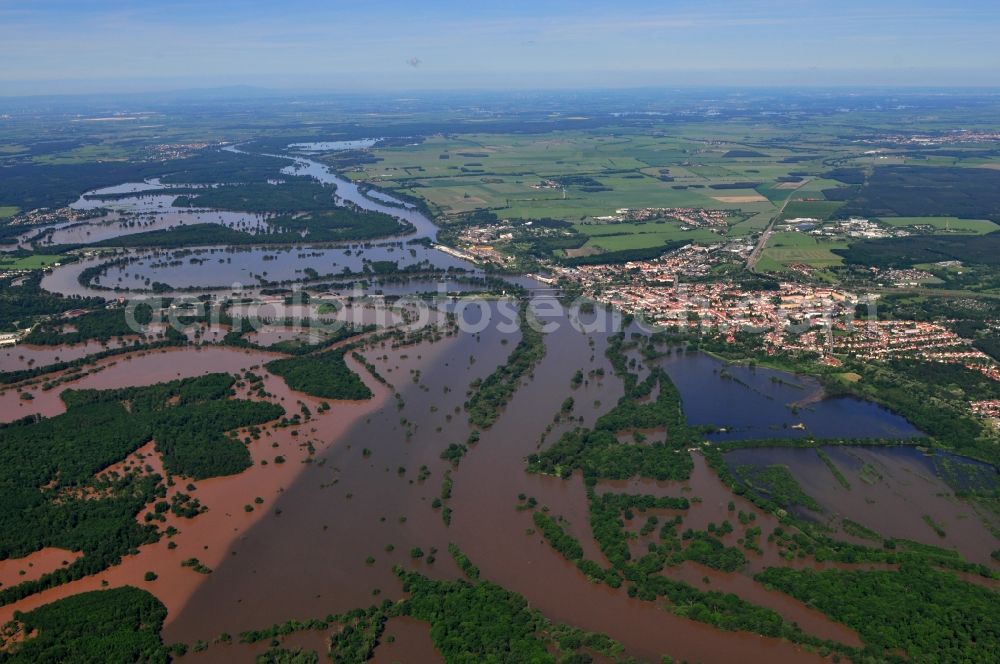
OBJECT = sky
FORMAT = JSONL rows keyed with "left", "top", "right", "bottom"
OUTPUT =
{"left": 2, "top": 0, "right": 1000, "bottom": 96}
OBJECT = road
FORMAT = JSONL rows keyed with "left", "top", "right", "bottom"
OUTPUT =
{"left": 745, "top": 181, "right": 810, "bottom": 272}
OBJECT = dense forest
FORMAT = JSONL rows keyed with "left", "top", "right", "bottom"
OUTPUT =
{"left": 266, "top": 348, "right": 372, "bottom": 400}
{"left": 48, "top": 206, "right": 411, "bottom": 253}
{"left": 868, "top": 292, "right": 1000, "bottom": 324}
{"left": 834, "top": 231, "right": 1000, "bottom": 268}
{"left": 23, "top": 305, "right": 152, "bottom": 345}
{"left": 832, "top": 165, "right": 1000, "bottom": 221}
{"left": 0, "top": 273, "right": 104, "bottom": 332}
{"left": 0, "top": 149, "right": 290, "bottom": 211}
{"left": 0, "top": 373, "right": 282, "bottom": 605}
{"left": 757, "top": 563, "right": 1000, "bottom": 661}
{"left": 827, "top": 357, "right": 994, "bottom": 465}
{"left": 0, "top": 401, "right": 158, "bottom": 561}
{"left": 0, "top": 587, "right": 167, "bottom": 663}
{"left": 397, "top": 570, "right": 555, "bottom": 661}
{"left": 62, "top": 373, "right": 283, "bottom": 477}
{"left": 561, "top": 240, "right": 691, "bottom": 267}
{"left": 528, "top": 426, "right": 693, "bottom": 482}
{"left": 519, "top": 231, "right": 589, "bottom": 259}
{"left": 172, "top": 179, "right": 337, "bottom": 213}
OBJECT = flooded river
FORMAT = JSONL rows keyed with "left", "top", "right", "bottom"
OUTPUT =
{"left": 7, "top": 141, "right": 997, "bottom": 662}
{"left": 38, "top": 141, "right": 442, "bottom": 297}
{"left": 162, "top": 303, "right": 842, "bottom": 663}
{"left": 724, "top": 444, "right": 1000, "bottom": 565}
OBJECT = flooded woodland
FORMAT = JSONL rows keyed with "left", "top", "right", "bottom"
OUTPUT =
{"left": 2, "top": 143, "right": 998, "bottom": 664}
{"left": 4, "top": 304, "right": 993, "bottom": 662}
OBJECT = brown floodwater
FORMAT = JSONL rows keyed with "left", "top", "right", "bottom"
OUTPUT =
{"left": 161, "top": 304, "right": 831, "bottom": 663}
{"left": 40, "top": 243, "right": 474, "bottom": 299}
{"left": 6, "top": 144, "right": 991, "bottom": 662}
{"left": 723, "top": 445, "right": 1000, "bottom": 565}
{"left": 371, "top": 617, "right": 442, "bottom": 664}
{"left": 667, "top": 561, "right": 862, "bottom": 647}
{"left": 0, "top": 548, "right": 82, "bottom": 590}
{"left": 0, "top": 341, "right": 127, "bottom": 373}
{"left": 0, "top": 347, "right": 392, "bottom": 629}
{"left": 0, "top": 329, "right": 238, "bottom": 376}
{"left": 28, "top": 209, "right": 270, "bottom": 248}
{"left": 9, "top": 300, "right": 966, "bottom": 661}
{"left": 0, "top": 345, "right": 283, "bottom": 423}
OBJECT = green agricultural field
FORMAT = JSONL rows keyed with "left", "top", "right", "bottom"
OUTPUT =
{"left": 0, "top": 206, "right": 19, "bottom": 219}
{"left": 0, "top": 254, "right": 66, "bottom": 270}
{"left": 353, "top": 130, "right": 797, "bottom": 222}
{"left": 764, "top": 232, "right": 820, "bottom": 248}
{"left": 359, "top": 133, "right": 652, "bottom": 182}
{"left": 794, "top": 178, "right": 850, "bottom": 196}
{"left": 32, "top": 143, "right": 133, "bottom": 165}
{"left": 401, "top": 179, "right": 534, "bottom": 215}
{"left": 758, "top": 232, "right": 847, "bottom": 271}
{"left": 573, "top": 221, "right": 720, "bottom": 251}
{"left": 730, "top": 210, "right": 774, "bottom": 236}
{"left": 500, "top": 187, "right": 730, "bottom": 220}
{"left": 876, "top": 216, "right": 1000, "bottom": 234}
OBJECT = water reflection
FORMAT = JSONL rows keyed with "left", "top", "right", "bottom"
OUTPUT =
{"left": 658, "top": 351, "right": 923, "bottom": 440}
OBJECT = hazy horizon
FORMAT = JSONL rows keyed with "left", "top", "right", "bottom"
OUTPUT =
{"left": 2, "top": 0, "right": 1000, "bottom": 97}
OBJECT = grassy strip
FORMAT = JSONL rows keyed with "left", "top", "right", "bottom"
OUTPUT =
{"left": 922, "top": 514, "right": 947, "bottom": 538}
{"left": 465, "top": 301, "right": 546, "bottom": 428}
{"left": 703, "top": 444, "right": 996, "bottom": 577}
{"left": 816, "top": 449, "right": 851, "bottom": 490}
